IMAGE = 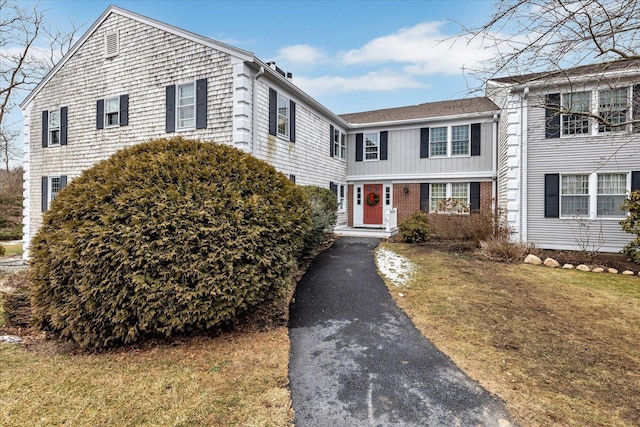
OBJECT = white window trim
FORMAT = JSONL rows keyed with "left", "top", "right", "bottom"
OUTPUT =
{"left": 429, "top": 182, "right": 470, "bottom": 213}
{"left": 176, "top": 81, "right": 196, "bottom": 131}
{"left": 430, "top": 125, "right": 471, "bottom": 158}
{"left": 596, "top": 87, "right": 631, "bottom": 134}
{"left": 48, "top": 176, "right": 62, "bottom": 210}
{"left": 559, "top": 172, "right": 630, "bottom": 220}
{"left": 334, "top": 129, "right": 346, "bottom": 161}
{"left": 48, "top": 109, "right": 61, "bottom": 147}
{"left": 337, "top": 184, "right": 346, "bottom": 212}
{"left": 104, "top": 97, "right": 120, "bottom": 128}
{"left": 277, "top": 93, "right": 290, "bottom": 139}
{"left": 364, "top": 132, "right": 380, "bottom": 162}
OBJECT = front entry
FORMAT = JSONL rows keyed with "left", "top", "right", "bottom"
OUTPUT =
{"left": 363, "top": 184, "right": 383, "bottom": 225}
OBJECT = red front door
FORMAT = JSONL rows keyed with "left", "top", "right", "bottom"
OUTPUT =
{"left": 363, "top": 184, "right": 383, "bottom": 225}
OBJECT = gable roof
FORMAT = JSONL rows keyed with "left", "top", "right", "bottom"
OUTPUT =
{"left": 21, "top": 5, "right": 255, "bottom": 109}
{"left": 489, "top": 58, "right": 640, "bottom": 86}
{"left": 339, "top": 97, "right": 499, "bottom": 125}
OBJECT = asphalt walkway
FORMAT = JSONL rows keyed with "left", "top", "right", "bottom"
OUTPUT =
{"left": 289, "top": 237, "right": 515, "bottom": 427}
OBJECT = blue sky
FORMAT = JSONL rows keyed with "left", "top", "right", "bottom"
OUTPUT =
{"left": 25, "top": 0, "right": 498, "bottom": 114}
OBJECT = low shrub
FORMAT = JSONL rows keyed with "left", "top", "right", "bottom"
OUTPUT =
{"left": 399, "top": 211, "right": 430, "bottom": 243}
{"left": 300, "top": 186, "right": 338, "bottom": 256}
{"left": 0, "top": 245, "right": 5, "bottom": 256}
{"left": 2, "top": 272, "right": 31, "bottom": 327}
{"left": 478, "top": 236, "right": 536, "bottom": 262}
{"left": 428, "top": 199, "right": 508, "bottom": 245}
{"left": 621, "top": 190, "right": 640, "bottom": 264}
{"left": 30, "top": 137, "right": 312, "bottom": 349}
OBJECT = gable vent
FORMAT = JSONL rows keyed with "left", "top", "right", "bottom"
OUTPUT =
{"left": 104, "top": 31, "right": 119, "bottom": 58}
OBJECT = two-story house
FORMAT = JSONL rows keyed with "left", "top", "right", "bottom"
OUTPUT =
{"left": 19, "top": 5, "right": 348, "bottom": 258}
{"left": 487, "top": 60, "right": 640, "bottom": 252}
{"left": 340, "top": 98, "right": 500, "bottom": 229}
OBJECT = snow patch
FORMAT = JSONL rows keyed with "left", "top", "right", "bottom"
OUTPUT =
{"left": 376, "top": 247, "right": 415, "bottom": 288}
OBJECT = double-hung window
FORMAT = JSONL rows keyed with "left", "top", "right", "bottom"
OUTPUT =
{"left": 338, "top": 184, "right": 346, "bottom": 211}
{"left": 430, "top": 183, "right": 447, "bottom": 212}
{"left": 177, "top": 82, "right": 195, "bottom": 130}
{"left": 598, "top": 88, "right": 628, "bottom": 133}
{"left": 333, "top": 129, "right": 346, "bottom": 160}
{"left": 365, "top": 133, "right": 379, "bottom": 160}
{"left": 48, "top": 110, "right": 60, "bottom": 146}
{"left": 430, "top": 183, "right": 470, "bottom": 213}
{"left": 277, "top": 93, "right": 290, "bottom": 138}
{"left": 105, "top": 97, "right": 120, "bottom": 127}
{"left": 597, "top": 173, "right": 627, "bottom": 218}
{"left": 561, "top": 174, "right": 589, "bottom": 217}
{"left": 430, "top": 127, "right": 447, "bottom": 157}
{"left": 451, "top": 183, "right": 469, "bottom": 210}
{"left": 451, "top": 125, "right": 469, "bottom": 156}
{"left": 562, "top": 91, "right": 591, "bottom": 136}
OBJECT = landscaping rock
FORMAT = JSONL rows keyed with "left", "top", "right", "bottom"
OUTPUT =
{"left": 524, "top": 254, "right": 542, "bottom": 265}
{"left": 562, "top": 264, "right": 575, "bottom": 269}
{"left": 576, "top": 264, "right": 591, "bottom": 272}
{"left": 592, "top": 267, "right": 605, "bottom": 273}
{"left": 544, "top": 258, "right": 560, "bottom": 268}
{"left": 622, "top": 270, "right": 635, "bottom": 275}
{"left": 608, "top": 268, "right": 619, "bottom": 274}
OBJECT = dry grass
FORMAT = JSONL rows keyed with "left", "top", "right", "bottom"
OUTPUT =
{"left": 380, "top": 242, "right": 640, "bottom": 427}
{"left": 0, "top": 328, "right": 293, "bottom": 426}
{"left": 0, "top": 243, "right": 23, "bottom": 257}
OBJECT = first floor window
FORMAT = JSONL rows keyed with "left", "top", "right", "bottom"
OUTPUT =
{"left": 357, "top": 187, "right": 362, "bottom": 205}
{"left": 451, "top": 183, "right": 469, "bottom": 212}
{"left": 105, "top": 97, "right": 120, "bottom": 127}
{"left": 430, "top": 183, "right": 447, "bottom": 212}
{"left": 49, "top": 109, "right": 60, "bottom": 146}
{"left": 42, "top": 175, "right": 67, "bottom": 212}
{"left": 562, "top": 91, "right": 591, "bottom": 136}
{"left": 385, "top": 186, "right": 391, "bottom": 206}
{"left": 597, "top": 173, "right": 627, "bottom": 218}
{"left": 277, "top": 93, "right": 290, "bottom": 138}
{"left": 430, "top": 127, "right": 447, "bottom": 157}
{"left": 177, "top": 82, "right": 195, "bottom": 129}
{"left": 49, "top": 177, "right": 62, "bottom": 206}
{"left": 365, "top": 133, "right": 379, "bottom": 160}
{"left": 561, "top": 174, "right": 589, "bottom": 217}
{"left": 451, "top": 125, "right": 469, "bottom": 156}
{"left": 339, "top": 184, "right": 346, "bottom": 211}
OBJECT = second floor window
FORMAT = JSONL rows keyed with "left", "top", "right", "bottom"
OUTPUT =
{"left": 365, "top": 132, "right": 379, "bottom": 160}
{"left": 334, "top": 129, "right": 346, "bottom": 160}
{"left": 430, "top": 127, "right": 447, "bottom": 157}
{"left": 49, "top": 109, "right": 60, "bottom": 146}
{"left": 277, "top": 93, "right": 290, "bottom": 138}
{"left": 177, "top": 83, "right": 195, "bottom": 130}
{"left": 562, "top": 92, "right": 591, "bottom": 136}
{"left": 105, "top": 97, "right": 120, "bottom": 127}
{"left": 451, "top": 125, "right": 469, "bottom": 156}
{"left": 598, "top": 88, "right": 628, "bottom": 133}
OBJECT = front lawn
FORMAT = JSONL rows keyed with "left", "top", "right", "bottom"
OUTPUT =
{"left": 379, "top": 243, "right": 640, "bottom": 427}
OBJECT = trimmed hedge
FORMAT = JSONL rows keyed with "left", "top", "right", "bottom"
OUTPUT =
{"left": 399, "top": 211, "right": 430, "bottom": 243}
{"left": 30, "top": 137, "right": 311, "bottom": 349}
{"left": 300, "top": 186, "right": 338, "bottom": 256}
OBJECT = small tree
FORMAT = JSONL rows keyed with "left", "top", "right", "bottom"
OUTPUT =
{"left": 621, "top": 190, "right": 640, "bottom": 263}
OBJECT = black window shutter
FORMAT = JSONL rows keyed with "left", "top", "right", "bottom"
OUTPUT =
{"left": 470, "top": 182, "right": 481, "bottom": 211}
{"left": 471, "top": 123, "right": 481, "bottom": 156}
{"left": 420, "top": 183, "right": 429, "bottom": 212}
{"left": 420, "top": 128, "right": 429, "bottom": 158}
{"left": 632, "top": 171, "right": 640, "bottom": 191}
{"left": 196, "top": 78, "right": 207, "bottom": 129}
{"left": 289, "top": 100, "right": 296, "bottom": 142}
{"left": 268, "top": 88, "right": 277, "bottom": 136}
{"left": 119, "top": 94, "right": 129, "bottom": 126}
{"left": 633, "top": 85, "right": 640, "bottom": 133}
{"left": 544, "top": 173, "right": 560, "bottom": 218}
{"left": 545, "top": 93, "right": 561, "bottom": 139}
{"left": 41, "top": 176, "right": 48, "bottom": 212}
{"left": 330, "top": 125, "right": 334, "bottom": 157}
{"left": 356, "top": 133, "right": 363, "bottom": 162}
{"left": 42, "top": 111, "right": 48, "bottom": 148}
{"left": 166, "top": 85, "right": 176, "bottom": 132}
{"left": 289, "top": 174, "right": 296, "bottom": 184}
{"left": 96, "top": 99, "right": 104, "bottom": 129}
{"left": 330, "top": 181, "right": 337, "bottom": 195}
{"left": 60, "top": 175, "right": 67, "bottom": 190}
{"left": 380, "top": 131, "right": 388, "bottom": 160}
{"left": 60, "top": 106, "right": 68, "bottom": 146}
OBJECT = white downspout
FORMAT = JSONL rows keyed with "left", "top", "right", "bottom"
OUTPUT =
{"left": 252, "top": 66, "right": 265, "bottom": 156}
{"left": 521, "top": 87, "right": 529, "bottom": 242}
{"left": 492, "top": 113, "right": 499, "bottom": 217}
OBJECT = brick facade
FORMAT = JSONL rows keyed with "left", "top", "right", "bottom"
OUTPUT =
{"left": 392, "top": 183, "right": 420, "bottom": 224}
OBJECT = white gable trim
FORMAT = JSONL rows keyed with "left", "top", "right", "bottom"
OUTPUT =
{"left": 21, "top": 5, "right": 254, "bottom": 109}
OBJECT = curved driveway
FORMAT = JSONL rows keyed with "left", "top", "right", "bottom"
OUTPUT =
{"left": 289, "top": 237, "right": 515, "bottom": 427}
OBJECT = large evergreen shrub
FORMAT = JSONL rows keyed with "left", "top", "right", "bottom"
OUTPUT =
{"left": 300, "top": 186, "right": 338, "bottom": 256}
{"left": 30, "top": 137, "right": 311, "bottom": 349}
{"left": 399, "top": 212, "right": 430, "bottom": 243}
{"left": 621, "top": 190, "right": 640, "bottom": 263}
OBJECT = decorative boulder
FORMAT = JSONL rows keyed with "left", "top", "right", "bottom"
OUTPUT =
{"left": 524, "top": 254, "right": 542, "bottom": 265}
{"left": 576, "top": 264, "right": 591, "bottom": 272}
{"left": 607, "top": 268, "right": 619, "bottom": 274}
{"left": 562, "top": 264, "right": 575, "bottom": 269}
{"left": 543, "top": 258, "right": 560, "bottom": 268}
{"left": 622, "top": 270, "right": 635, "bottom": 275}
{"left": 592, "top": 267, "right": 605, "bottom": 273}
